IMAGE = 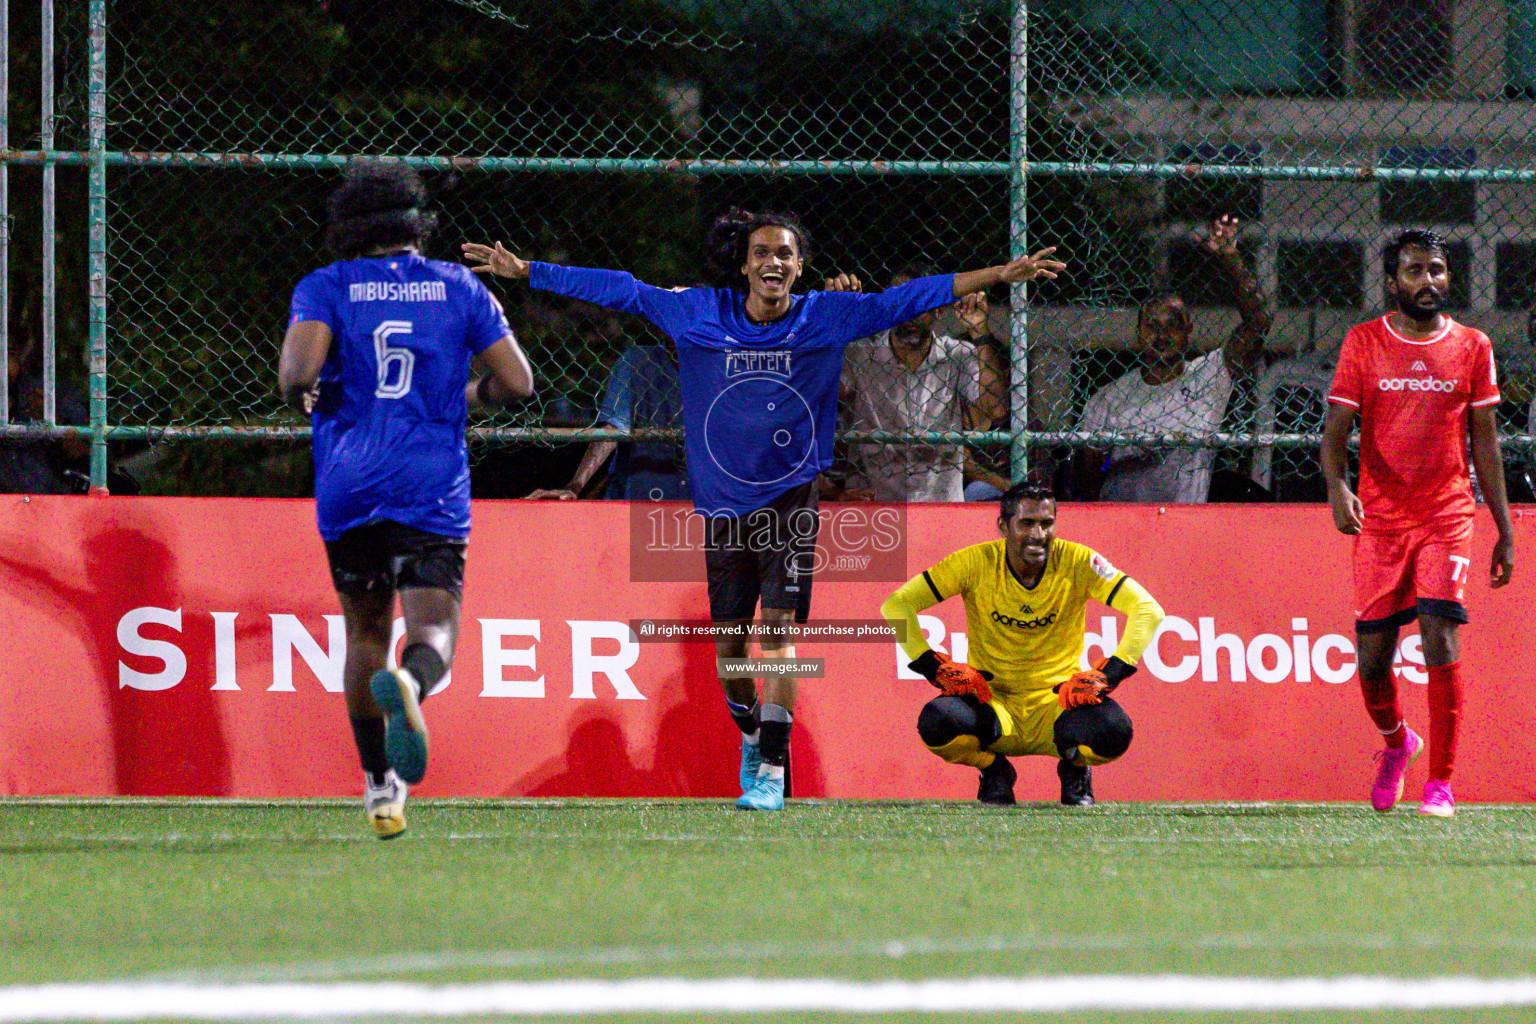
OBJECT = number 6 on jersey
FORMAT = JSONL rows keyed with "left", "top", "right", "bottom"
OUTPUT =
{"left": 374, "top": 320, "right": 415, "bottom": 399}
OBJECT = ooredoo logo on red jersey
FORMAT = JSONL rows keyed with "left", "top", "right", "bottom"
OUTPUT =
{"left": 1377, "top": 376, "right": 1458, "bottom": 392}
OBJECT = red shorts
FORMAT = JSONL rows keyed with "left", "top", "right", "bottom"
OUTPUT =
{"left": 1352, "top": 517, "right": 1473, "bottom": 633}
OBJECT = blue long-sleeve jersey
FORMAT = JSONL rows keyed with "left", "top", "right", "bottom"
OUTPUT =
{"left": 290, "top": 254, "right": 510, "bottom": 540}
{"left": 529, "top": 262, "right": 956, "bottom": 515}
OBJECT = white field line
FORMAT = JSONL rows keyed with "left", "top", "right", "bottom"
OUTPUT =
{"left": 164, "top": 933, "right": 1536, "bottom": 984}
{"left": 0, "top": 797, "right": 655, "bottom": 808}
{"left": 6, "top": 830, "right": 1529, "bottom": 853}
{"left": 4, "top": 975, "right": 1536, "bottom": 1020}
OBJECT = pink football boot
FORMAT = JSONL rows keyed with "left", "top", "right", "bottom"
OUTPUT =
{"left": 1370, "top": 728, "right": 1423, "bottom": 812}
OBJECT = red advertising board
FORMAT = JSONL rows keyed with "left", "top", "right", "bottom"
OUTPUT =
{"left": 2, "top": 495, "right": 1531, "bottom": 802}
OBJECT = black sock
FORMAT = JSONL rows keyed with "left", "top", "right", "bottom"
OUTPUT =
{"left": 725, "top": 696, "right": 760, "bottom": 739}
{"left": 401, "top": 643, "right": 447, "bottom": 704}
{"left": 759, "top": 703, "right": 792, "bottom": 768}
{"left": 350, "top": 716, "right": 390, "bottom": 782}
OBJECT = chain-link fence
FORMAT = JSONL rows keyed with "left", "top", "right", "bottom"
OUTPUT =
{"left": 4, "top": 0, "right": 1535, "bottom": 502}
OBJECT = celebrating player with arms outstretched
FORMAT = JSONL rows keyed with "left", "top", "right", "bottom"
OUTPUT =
{"left": 465, "top": 211, "right": 1064, "bottom": 812}
{"left": 279, "top": 162, "right": 534, "bottom": 838}
{"left": 880, "top": 482, "right": 1164, "bottom": 806}
{"left": 1322, "top": 229, "right": 1514, "bottom": 818}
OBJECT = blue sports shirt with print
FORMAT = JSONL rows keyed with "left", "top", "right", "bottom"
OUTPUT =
{"left": 528, "top": 262, "right": 955, "bottom": 515}
{"left": 289, "top": 254, "right": 510, "bottom": 540}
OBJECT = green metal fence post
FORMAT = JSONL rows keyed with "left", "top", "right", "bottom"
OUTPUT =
{"left": 40, "top": 0, "right": 54, "bottom": 425}
{"left": 1007, "top": 0, "right": 1028, "bottom": 483}
{"left": 0, "top": 0, "right": 8, "bottom": 424}
{"left": 88, "top": 0, "right": 107, "bottom": 491}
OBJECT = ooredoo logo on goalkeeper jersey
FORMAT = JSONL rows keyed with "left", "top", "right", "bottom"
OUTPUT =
{"left": 990, "top": 609, "right": 1058, "bottom": 630}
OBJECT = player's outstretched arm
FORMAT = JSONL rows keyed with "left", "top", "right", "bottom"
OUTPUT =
{"left": 1320, "top": 403, "right": 1363, "bottom": 535}
{"left": 462, "top": 241, "right": 530, "bottom": 280}
{"left": 463, "top": 240, "right": 695, "bottom": 335}
{"left": 952, "top": 248, "right": 1066, "bottom": 298}
{"left": 1470, "top": 406, "right": 1516, "bottom": 587}
{"left": 277, "top": 319, "right": 332, "bottom": 412}
{"left": 823, "top": 252, "right": 1062, "bottom": 361}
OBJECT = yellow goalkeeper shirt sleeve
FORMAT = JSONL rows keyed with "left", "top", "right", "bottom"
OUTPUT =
{"left": 881, "top": 543, "right": 997, "bottom": 663}
{"left": 881, "top": 568, "right": 949, "bottom": 663}
{"left": 1106, "top": 575, "right": 1164, "bottom": 667}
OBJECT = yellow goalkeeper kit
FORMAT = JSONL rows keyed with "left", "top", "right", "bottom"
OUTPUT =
{"left": 881, "top": 538, "right": 1164, "bottom": 759}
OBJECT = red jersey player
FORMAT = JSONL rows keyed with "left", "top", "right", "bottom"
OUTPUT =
{"left": 1321, "top": 229, "right": 1515, "bottom": 818}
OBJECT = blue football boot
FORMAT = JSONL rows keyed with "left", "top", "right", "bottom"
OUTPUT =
{"left": 739, "top": 738, "right": 763, "bottom": 795}
{"left": 736, "top": 770, "right": 785, "bottom": 811}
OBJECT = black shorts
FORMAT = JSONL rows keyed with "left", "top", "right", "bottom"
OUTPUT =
{"left": 705, "top": 480, "right": 819, "bottom": 624}
{"left": 324, "top": 520, "right": 467, "bottom": 599}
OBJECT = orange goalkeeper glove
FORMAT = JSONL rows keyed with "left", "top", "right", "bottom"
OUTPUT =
{"left": 909, "top": 650, "right": 994, "bottom": 703}
{"left": 1056, "top": 667, "right": 1108, "bottom": 709}
{"left": 1055, "top": 655, "right": 1136, "bottom": 709}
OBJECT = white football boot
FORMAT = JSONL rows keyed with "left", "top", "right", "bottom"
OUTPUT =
{"left": 364, "top": 769, "right": 408, "bottom": 840}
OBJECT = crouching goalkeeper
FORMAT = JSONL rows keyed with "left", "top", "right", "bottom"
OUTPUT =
{"left": 880, "top": 482, "right": 1165, "bottom": 806}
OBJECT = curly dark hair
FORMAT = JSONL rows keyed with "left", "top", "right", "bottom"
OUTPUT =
{"left": 999, "top": 480, "right": 1055, "bottom": 521}
{"left": 1382, "top": 228, "right": 1447, "bottom": 279}
{"left": 325, "top": 161, "right": 438, "bottom": 262}
{"left": 702, "top": 207, "right": 812, "bottom": 290}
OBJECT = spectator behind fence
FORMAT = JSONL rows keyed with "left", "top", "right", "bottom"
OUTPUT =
{"left": 1073, "top": 215, "right": 1271, "bottom": 503}
{"left": 0, "top": 330, "right": 91, "bottom": 495}
{"left": 526, "top": 339, "right": 688, "bottom": 501}
{"left": 827, "top": 265, "right": 1004, "bottom": 502}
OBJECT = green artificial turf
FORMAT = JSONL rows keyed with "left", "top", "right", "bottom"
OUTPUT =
{"left": 4, "top": 798, "right": 1536, "bottom": 1022}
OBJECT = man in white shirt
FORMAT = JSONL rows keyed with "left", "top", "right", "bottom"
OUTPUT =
{"left": 832, "top": 264, "right": 1002, "bottom": 502}
{"left": 1074, "top": 215, "right": 1271, "bottom": 503}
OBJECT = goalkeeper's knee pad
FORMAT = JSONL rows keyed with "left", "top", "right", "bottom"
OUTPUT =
{"left": 917, "top": 695, "right": 1000, "bottom": 749}
{"left": 1055, "top": 696, "right": 1132, "bottom": 765}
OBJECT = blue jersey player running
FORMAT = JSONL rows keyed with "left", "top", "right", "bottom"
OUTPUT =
{"left": 464, "top": 209, "right": 1064, "bottom": 811}
{"left": 280, "top": 163, "right": 533, "bottom": 839}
